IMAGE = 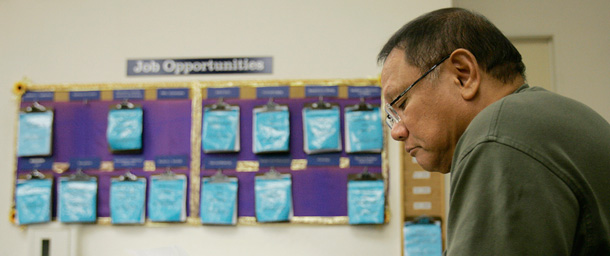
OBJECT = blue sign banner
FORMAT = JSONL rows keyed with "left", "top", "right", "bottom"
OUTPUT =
{"left": 127, "top": 57, "right": 273, "bottom": 76}
{"left": 69, "top": 91, "right": 100, "bottom": 101}
{"left": 69, "top": 157, "right": 101, "bottom": 170}
{"left": 305, "top": 85, "right": 339, "bottom": 98}
{"left": 256, "top": 86, "right": 290, "bottom": 99}
{"left": 258, "top": 155, "right": 292, "bottom": 167}
{"left": 18, "top": 157, "right": 54, "bottom": 171}
{"left": 306, "top": 153, "right": 341, "bottom": 167}
{"left": 207, "top": 87, "right": 240, "bottom": 99}
{"left": 22, "top": 91, "right": 54, "bottom": 102}
{"left": 348, "top": 86, "right": 381, "bottom": 98}
{"left": 155, "top": 155, "right": 189, "bottom": 168}
{"left": 113, "top": 90, "right": 145, "bottom": 100}
{"left": 349, "top": 154, "right": 382, "bottom": 167}
{"left": 157, "top": 88, "right": 189, "bottom": 100}
{"left": 113, "top": 156, "right": 145, "bottom": 169}
{"left": 203, "top": 156, "right": 238, "bottom": 170}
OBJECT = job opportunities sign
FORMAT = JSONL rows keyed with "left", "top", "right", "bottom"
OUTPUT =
{"left": 127, "top": 57, "right": 272, "bottom": 76}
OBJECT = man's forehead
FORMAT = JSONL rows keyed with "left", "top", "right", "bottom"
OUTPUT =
{"left": 381, "top": 48, "right": 411, "bottom": 99}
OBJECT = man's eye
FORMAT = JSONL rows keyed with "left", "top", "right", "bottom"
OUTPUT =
{"left": 397, "top": 98, "right": 407, "bottom": 110}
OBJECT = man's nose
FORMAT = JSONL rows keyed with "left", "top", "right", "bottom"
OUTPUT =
{"left": 390, "top": 121, "right": 408, "bottom": 141}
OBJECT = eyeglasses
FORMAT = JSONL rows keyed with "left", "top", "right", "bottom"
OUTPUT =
{"left": 385, "top": 54, "right": 451, "bottom": 129}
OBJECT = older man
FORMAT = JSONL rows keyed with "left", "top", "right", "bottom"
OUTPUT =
{"left": 379, "top": 8, "right": 610, "bottom": 255}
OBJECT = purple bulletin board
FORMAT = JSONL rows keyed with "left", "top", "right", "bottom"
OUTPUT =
{"left": 200, "top": 96, "right": 383, "bottom": 218}
{"left": 12, "top": 81, "right": 386, "bottom": 225}
{"left": 16, "top": 97, "right": 192, "bottom": 219}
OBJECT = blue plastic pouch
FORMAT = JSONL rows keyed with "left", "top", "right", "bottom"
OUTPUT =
{"left": 404, "top": 220, "right": 443, "bottom": 256}
{"left": 107, "top": 107, "right": 143, "bottom": 152}
{"left": 110, "top": 177, "right": 146, "bottom": 224}
{"left": 17, "top": 111, "right": 54, "bottom": 157}
{"left": 202, "top": 107, "right": 240, "bottom": 153}
{"left": 302, "top": 107, "right": 342, "bottom": 154}
{"left": 255, "top": 173, "right": 292, "bottom": 222}
{"left": 58, "top": 177, "right": 98, "bottom": 223}
{"left": 253, "top": 107, "right": 290, "bottom": 153}
{"left": 15, "top": 178, "right": 52, "bottom": 225}
{"left": 148, "top": 174, "right": 187, "bottom": 222}
{"left": 344, "top": 106, "right": 383, "bottom": 153}
{"left": 200, "top": 177, "right": 238, "bottom": 225}
{"left": 347, "top": 179, "right": 385, "bottom": 224}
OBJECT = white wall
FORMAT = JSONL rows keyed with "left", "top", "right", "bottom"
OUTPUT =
{"left": 0, "top": 1, "right": 450, "bottom": 255}
{"left": 454, "top": 0, "right": 610, "bottom": 122}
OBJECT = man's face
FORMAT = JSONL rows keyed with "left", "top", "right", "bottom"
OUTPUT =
{"left": 381, "top": 48, "right": 463, "bottom": 173}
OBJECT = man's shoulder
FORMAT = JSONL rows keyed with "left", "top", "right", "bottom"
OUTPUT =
{"left": 457, "top": 86, "right": 609, "bottom": 158}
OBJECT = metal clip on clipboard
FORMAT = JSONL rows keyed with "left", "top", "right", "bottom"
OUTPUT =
{"left": 115, "top": 99, "right": 135, "bottom": 110}
{"left": 209, "top": 98, "right": 230, "bottom": 111}
{"left": 157, "top": 167, "right": 178, "bottom": 180}
{"left": 68, "top": 169, "right": 94, "bottom": 181}
{"left": 405, "top": 215, "right": 442, "bottom": 226}
{"left": 259, "top": 166, "right": 284, "bottom": 179}
{"left": 24, "top": 101, "right": 48, "bottom": 113}
{"left": 262, "top": 97, "right": 279, "bottom": 112}
{"left": 354, "top": 97, "right": 374, "bottom": 111}
{"left": 349, "top": 167, "right": 382, "bottom": 181}
{"left": 310, "top": 96, "right": 332, "bottom": 110}
{"left": 25, "top": 169, "right": 46, "bottom": 180}
{"left": 209, "top": 169, "right": 230, "bottom": 183}
{"left": 118, "top": 171, "right": 138, "bottom": 182}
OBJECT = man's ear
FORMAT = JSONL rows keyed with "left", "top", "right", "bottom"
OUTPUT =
{"left": 448, "top": 49, "right": 480, "bottom": 101}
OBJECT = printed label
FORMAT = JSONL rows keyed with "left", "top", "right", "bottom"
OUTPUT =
{"left": 18, "top": 157, "right": 54, "bottom": 171}
{"left": 412, "top": 186, "right": 432, "bottom": 195}
{"left": 69, "top": 91, "right": 100, "bottom": 101}
{"left": 348, "top": 86, "right": 381, "bottom": 98}
{"left": 256, "top": 86, "right": 289, "bottom": 99}
{"left": 306, "top": 154, "right": 341, "bottom": 166}
{"left": 70, "top": 157, "right": 101, "bottom": 170}
{"left": 113, "top": 90, "right": 145, "bottom": 100}
{"left": 22, "top": 91, "right": 54, "bottom": 102}
{"left": 412, "top": 171, "right": 431, "bottom": 179}
{"left": 155, "top": 155, "right": 189, "bottom": 168}
{"left": 203, "top": 156, "right": 238, "bottom": 170}
{"left": 305, "top": 85, "right": 338, "bottom": 97}
{"left": 413, "top": 202, "right": 432, "bottom": 210}
{"left": 207, "top": 87, "right": 240, "bottom": 99}
{"left": 157, "top": 88, "right": 189, "bottom": 99}
{"left": 349, "top": 154, "right": 382, "bottom": 166}
{"left": 114, "top": 156, "right": 145, "bottom": 169}
{"left": 258, "top": 155, "right": 292, "bottom": 167}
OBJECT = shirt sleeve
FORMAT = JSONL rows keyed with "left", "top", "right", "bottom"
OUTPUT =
{"left": 446, "top": 141, "right": 578, "bottom": 255}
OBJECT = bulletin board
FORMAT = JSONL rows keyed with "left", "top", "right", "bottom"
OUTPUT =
{"left": 10, "top": 78, "right": 389, "bottom": 226}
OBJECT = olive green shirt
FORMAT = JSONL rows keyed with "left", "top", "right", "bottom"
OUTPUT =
{"left": 447, "top": 85, "right": 610, "bottom": 255}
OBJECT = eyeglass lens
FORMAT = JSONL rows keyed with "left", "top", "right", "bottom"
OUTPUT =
{"left": 385, "top": 103, "right": 401, "bottom": 129}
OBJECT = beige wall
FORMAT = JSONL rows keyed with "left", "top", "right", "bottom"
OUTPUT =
{"left": 454, "top": 0, "right": 610, "bottom": 122}
{"left": 0, "top": 1, "right": 450, "bottom": 256}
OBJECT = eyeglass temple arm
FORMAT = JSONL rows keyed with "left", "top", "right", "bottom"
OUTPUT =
{"left": 388, "top": 55, "right": 451, "bottom": 106}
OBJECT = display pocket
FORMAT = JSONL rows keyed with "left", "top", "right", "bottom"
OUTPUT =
{"left": 107, "top": 103, "right": 144, "bottom": 153}
{"left": 255, "top": 169, "right": 292, "bottom": 222}
{"left": 344, "top": 105, "right": 383, "bottom": 153}
{"left": 200, "top": 172, "right": 238, "bottom": 225}
{"left": 16, "top": 177, "right": 52, "bottom": 225}
{"left": 17, "top": 103, "right": 54, "bottom": 157}
{"left": 147, "top": 173, "right": 187, "bottom": 222}
{"left": 253, "top": 100, "right": 290, "bottom": 154}
{"left": 58, "top": 174, "right": 98, "bottom": 223}
{"left": 110, "top": 175, "right": 146, "bottom": 224}
{"left": 202, "top": 105, "right": 240, "bottom": 153}
{"left": 302, "top": 105, "right": 342, "bottom": 154}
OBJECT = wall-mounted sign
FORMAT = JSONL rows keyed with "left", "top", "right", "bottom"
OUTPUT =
{"left": 127, "top": 57, "right": 272, "bottom": 76}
